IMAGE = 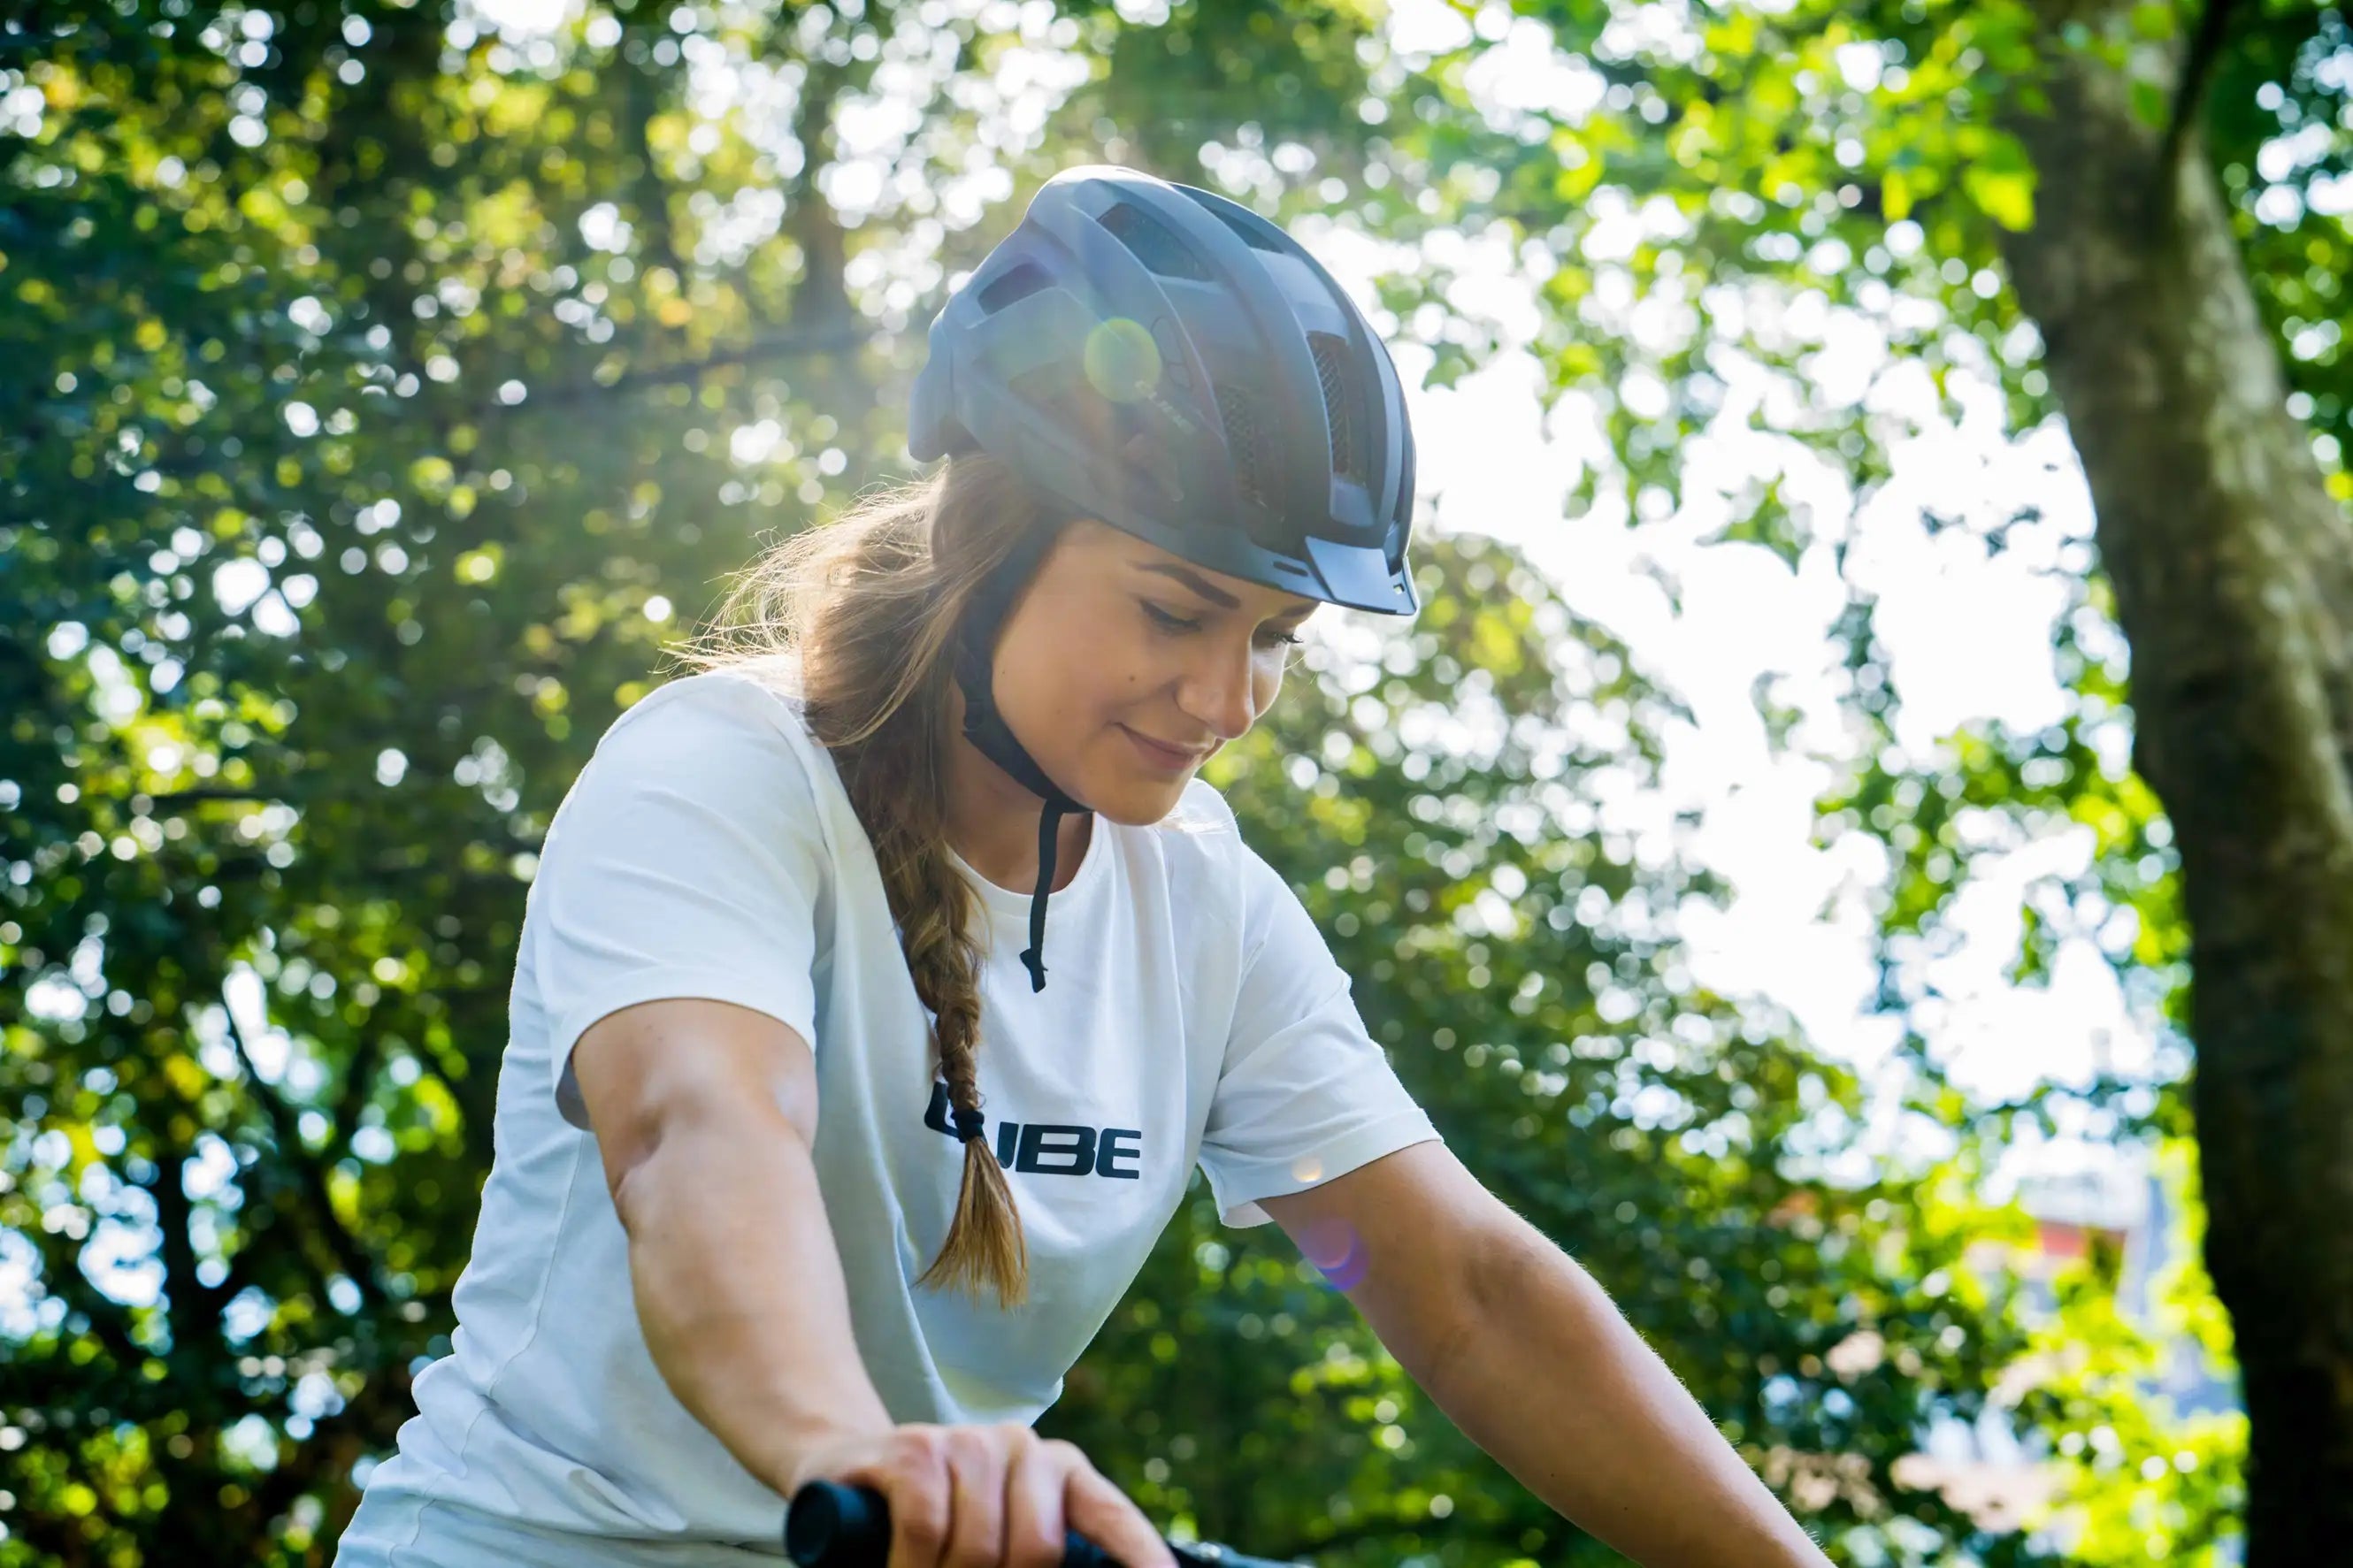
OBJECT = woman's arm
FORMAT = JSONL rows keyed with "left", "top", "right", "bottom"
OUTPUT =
{"left": 1430, "top": 1231, "right": 1834, "bottom": 1566}
{"left": 572, "top": 995, "right": 893, "bottom": 1494}
{"left": 1262, "top": 1144, "right": 1833, "bottom": 1568}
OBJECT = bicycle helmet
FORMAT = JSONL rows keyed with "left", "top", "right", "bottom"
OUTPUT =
{"left": 908, "top": 164, "right": 1421, "bottom": 991}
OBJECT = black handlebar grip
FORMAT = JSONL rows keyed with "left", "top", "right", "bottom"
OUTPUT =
{"left": 784, "top": 1480, "right": 888, "bottom": 1567}
{"left": 785, "top": 1480, "right": 1122, "bottom": 1567}
{"left": 783, "top": 1479, "right": 1299, "bottom": 1568}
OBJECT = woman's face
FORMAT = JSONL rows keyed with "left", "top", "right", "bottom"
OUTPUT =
{"left": 988, "top": 520, "right": 1320, "bottom": 824}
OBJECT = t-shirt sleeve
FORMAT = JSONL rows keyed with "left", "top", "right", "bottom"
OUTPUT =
{"left": 1196, "top": 847, "right": 1442, "bottom": 1228}
{"left": 533, "top": 672, "right": 829, "bottom": 1132}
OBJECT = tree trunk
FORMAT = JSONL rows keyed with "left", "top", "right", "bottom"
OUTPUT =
{"left": 1994, "top": 11, "right": 2353, "bottom": 1563}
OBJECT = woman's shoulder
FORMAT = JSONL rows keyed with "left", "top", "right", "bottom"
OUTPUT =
{"left": 603, "top": 657, "right": 813, "bottom": 743}
{"left": 585, "top": 659, "right": 840, "bottom": 803}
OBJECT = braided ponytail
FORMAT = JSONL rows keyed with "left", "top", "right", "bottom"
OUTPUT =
{"left": 676, "top": 454, "right": 1053, "bottom": 1308}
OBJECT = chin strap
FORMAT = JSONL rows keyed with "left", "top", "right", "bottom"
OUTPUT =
{"left": 951, "top": 521, "right": 1089, "bottom": 993}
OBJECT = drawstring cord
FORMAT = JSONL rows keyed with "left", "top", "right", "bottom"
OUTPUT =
{"left": 1019, "top": 799, "right": 1074, "bottom": 992}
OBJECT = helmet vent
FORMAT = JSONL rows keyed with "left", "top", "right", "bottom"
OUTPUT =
{"left": 1308, "top": 333, "right": 1360, "bottom": 483}
{"left": 1100, "top": 202, "right": 1211, "bottom": 280}
{"left": 977, "top": 263, "right": 1048, "bottom": 314}
{"left": 1217, "top": 383, "right": 1271, "bottom": 510}
{"left": 1214, "top": 209, "right": 1288, "bottom": 253}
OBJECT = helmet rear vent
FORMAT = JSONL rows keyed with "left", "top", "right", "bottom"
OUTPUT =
{"left": 1308, "top": 333, "right": 1361, "bottom": 483}
{"left": 977, "top": 263, "right": 1048, "bottom": 314}
{"left": 1100, "top": 203, "right": 1212, "bottom": 280}
{"left": 1217, "top": 383, "right": 1271, "bottom": 510}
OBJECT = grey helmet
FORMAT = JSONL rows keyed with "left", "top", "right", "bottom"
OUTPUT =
{"left": 908, "top": 164, "right": 1421, "bottom": 991}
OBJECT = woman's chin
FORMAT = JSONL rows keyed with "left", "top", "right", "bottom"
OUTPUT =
{"left": 1085, "top": 774, "right": 1194, "bottom": 827}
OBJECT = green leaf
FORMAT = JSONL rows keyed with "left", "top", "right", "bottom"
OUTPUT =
{"left": 2130, "top": 2, "right": 2179, "bottom": 42}
{"left": 1964, "top": 163, "right": 2037, "bottom": 231}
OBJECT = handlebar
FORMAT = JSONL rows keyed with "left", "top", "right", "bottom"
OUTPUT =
{"left": 785, "top": 1478, "right": 1299, "bottom": 1568}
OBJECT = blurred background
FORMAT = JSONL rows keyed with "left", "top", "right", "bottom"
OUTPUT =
{"left": 9, "top": 0, "right": 2351, "bottom": 1562}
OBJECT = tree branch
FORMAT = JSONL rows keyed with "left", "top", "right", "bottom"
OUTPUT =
{"left": 142, "top": 789, "right": 285, "bottom": 808}
{"left": 247, "top": 1367, "right": 414, "bottom": 1532}
{"left": 2153, "top": 0, "right": 2238, "bottom": 218}
{"left": 493, "top": 321, "right": 879, "bottom": 417}
{"left": 19, "top": 1224, "right": 146, "bottom": 1371}
{"left": 219, "top": 1006, "right": 385, "bottom": 1310}
{"left": 142, "top": 1128, "right": 216, "bottom": 1343}
{"left": 328, "top": 1026, "right": 389, "bottom": 1156}
{"left": 783, "top": 57, "right": 855, "bottom": 335}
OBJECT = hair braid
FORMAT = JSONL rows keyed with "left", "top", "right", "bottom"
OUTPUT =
{"left": 674, "top": 453, "right": 1048, "bottom": 1309}
{"left": 833, "top": 684, "right": 1029, "bottom": 1308}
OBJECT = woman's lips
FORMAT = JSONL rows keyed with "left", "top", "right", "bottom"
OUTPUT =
{"left": 1120, "top": 724, "right": 1209, "bottom": 772}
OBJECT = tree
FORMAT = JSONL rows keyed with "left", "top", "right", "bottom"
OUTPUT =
{"left": 1990, "top": 11, "right": 2353, "bottom": 1559}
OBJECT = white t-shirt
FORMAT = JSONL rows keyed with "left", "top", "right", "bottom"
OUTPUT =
{"left": 335, "top": 664, "right": 1441, "bottom": 1563}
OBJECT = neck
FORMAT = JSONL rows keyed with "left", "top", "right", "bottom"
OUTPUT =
{"left": 942, "top": 717, "right": 1092, "bottom": 895}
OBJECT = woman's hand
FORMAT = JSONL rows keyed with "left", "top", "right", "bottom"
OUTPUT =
{"left": 788, "top": 1422, "right": 1178, "bottom": 1568}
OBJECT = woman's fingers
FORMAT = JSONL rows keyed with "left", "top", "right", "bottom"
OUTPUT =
{"left": 806, "top": 1422, "right": 1171, "bottom": 1568}
{"left": 1002, "top": 1430, "right": 1072, "bottom": 1567}
{"left": 936, "top": 1425, "right": 1010, "bottom": 1568}
{"left": 1055, "top": 1443, "right": 1178, "bottom": 1568}
{"left": 855, "top": 1426, "right": 954, "bottom": 1568}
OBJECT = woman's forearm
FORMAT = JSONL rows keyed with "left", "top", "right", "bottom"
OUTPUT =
{"left": 1415, "top": 1232, "right": 1834, "bottom": 1568}
{"left": 614, "top": 1105, "right": 894, "bottom": 1494}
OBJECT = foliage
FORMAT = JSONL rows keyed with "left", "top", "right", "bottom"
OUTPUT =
{"left": 16, "top": 0, "right": 2343, "bottom": 1560}
{"left": 2010, "top": 1139, "right": 2244, "bottom": 1566}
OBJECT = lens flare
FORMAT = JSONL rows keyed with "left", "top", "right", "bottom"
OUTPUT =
{"left": 1295, "top": 1214, "right": 1368, "bottom": 1290}
{"left": 1083, "top": 317, "right": 1161, "bottom": 402}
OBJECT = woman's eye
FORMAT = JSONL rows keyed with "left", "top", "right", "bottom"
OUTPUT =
{"left": 1144, "top": 600, "right": 1300, "bottom": 650}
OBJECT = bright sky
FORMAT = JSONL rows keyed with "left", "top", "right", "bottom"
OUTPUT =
{"left": 1402, "top": 315, "right": 2146, "bottom": 1179}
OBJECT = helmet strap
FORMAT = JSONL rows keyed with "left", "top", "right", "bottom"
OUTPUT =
{"left": 951, "top": 519, "right": 1089, "bottom": 992}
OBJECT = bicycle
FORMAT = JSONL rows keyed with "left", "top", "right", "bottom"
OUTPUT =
{"left": 786, "top": 1479, "right": 1300, "bottom": 1568}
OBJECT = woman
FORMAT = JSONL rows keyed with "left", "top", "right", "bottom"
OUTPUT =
{"left": 333, "top": 166, "right": 1832, "bottom": 1568}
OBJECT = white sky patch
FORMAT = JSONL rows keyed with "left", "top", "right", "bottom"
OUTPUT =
{"left": 223, "top": 965, "right": 291, "bottom": 1082}
{"left": 1463, "top": 16, "right": 1607, "bottom": 128}
{"left": 1386, "top": 0, "right": 1475, "bottom": 56}
{"left": 462, "top": 0, "right": 577, "bottom": 41}
{"left": 1317, "top": 203, "right": 2157, "bottom": 1175}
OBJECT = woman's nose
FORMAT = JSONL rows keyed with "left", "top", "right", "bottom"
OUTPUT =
{"left": 1176, "top": 638, "right": 1259, "bottom": 740}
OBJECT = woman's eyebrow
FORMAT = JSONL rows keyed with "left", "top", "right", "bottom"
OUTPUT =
{"left": 1133, "top": 562, "right": 1242, "bottom": 609}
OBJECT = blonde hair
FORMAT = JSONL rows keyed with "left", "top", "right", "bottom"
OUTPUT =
{"left": 673, "top": 452, "right": 1054, "bottom": 1308}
